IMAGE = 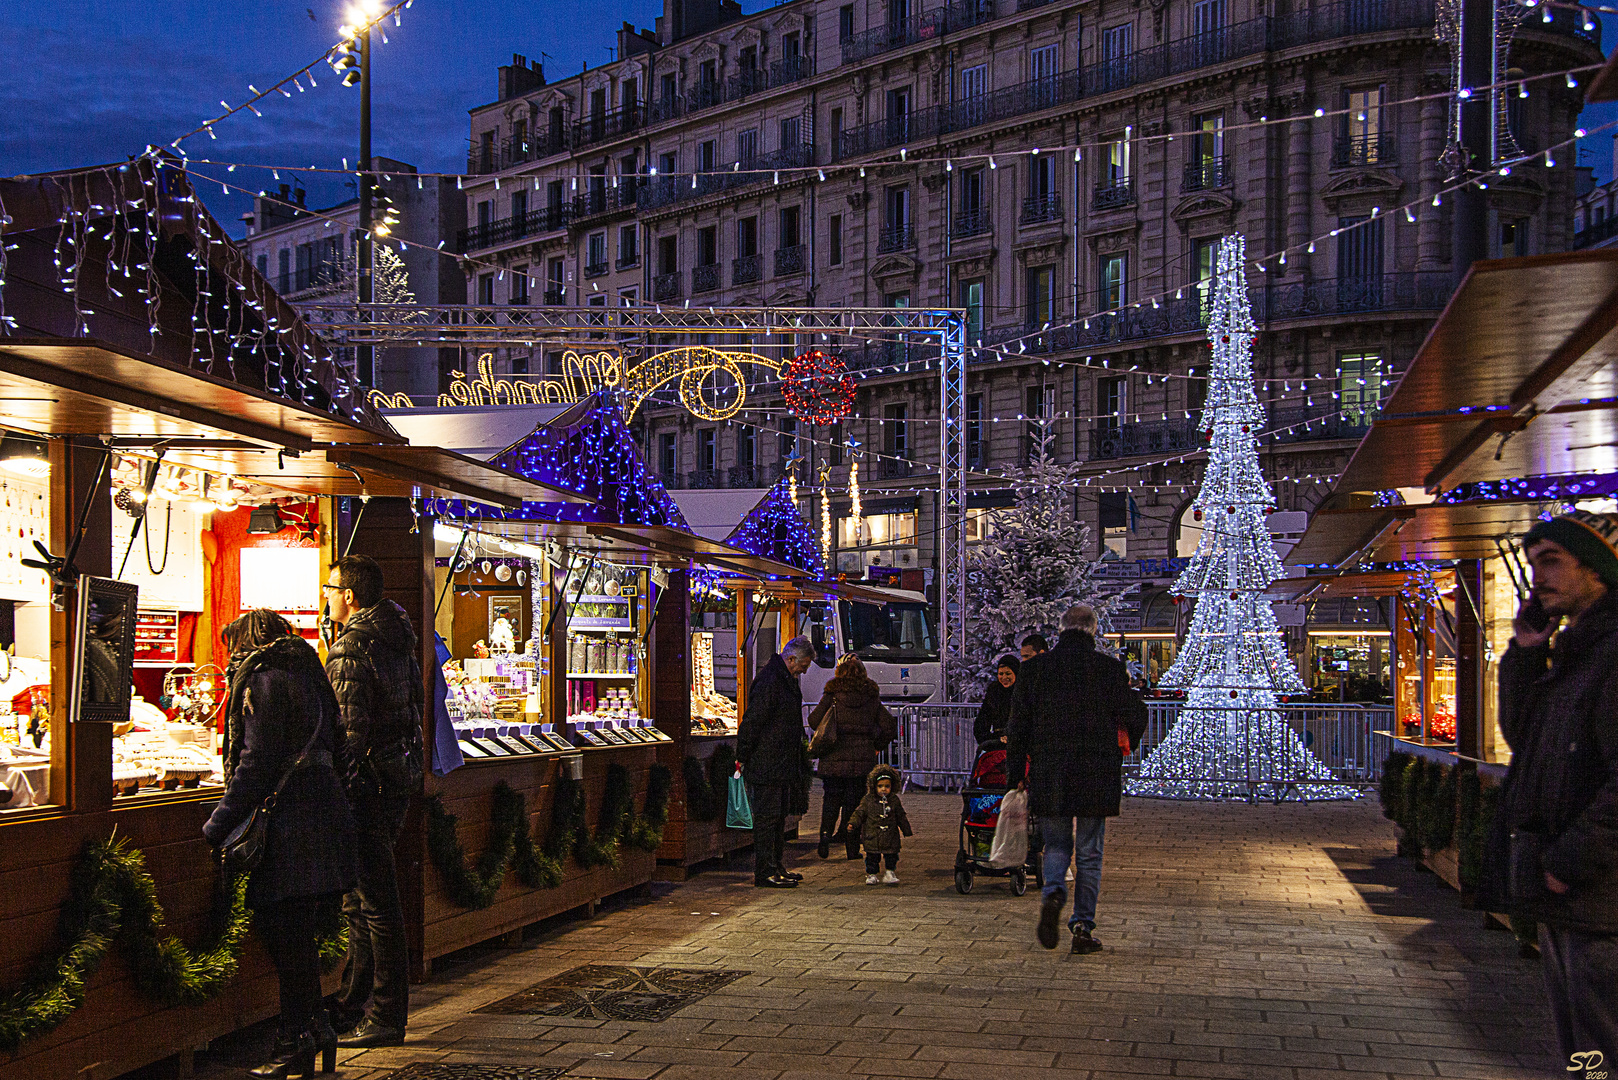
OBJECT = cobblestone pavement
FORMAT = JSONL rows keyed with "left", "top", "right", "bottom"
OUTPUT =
{"left": 192, "top": 792, "right": 1562, "bottom": 1080}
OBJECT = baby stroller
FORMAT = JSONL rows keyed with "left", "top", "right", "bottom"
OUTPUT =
{"left": 954, "top": 746, "right": 1043, "bottom": 895}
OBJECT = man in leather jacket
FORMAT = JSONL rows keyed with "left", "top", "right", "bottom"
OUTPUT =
{"left": 323, "top": 555, "right": 423, "bottom": 1048}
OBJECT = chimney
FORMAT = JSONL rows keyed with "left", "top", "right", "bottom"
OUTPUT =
{"left": 498, "top": 53, "right": 544, "bottom": 100}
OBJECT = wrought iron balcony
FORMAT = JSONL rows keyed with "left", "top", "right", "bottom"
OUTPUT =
{"left": 1268, "top": 406, "right": 1376, "bottom": 443}
{"left": 770, "top": 54, "right": 815, "bottom": 86}
{"left": 285, "top": 259, "right": 346, "bottom": 295}
{"left": 571, "top": 183, "right": 640, "bottom": 224}
{"left": 726, "top": 68, "right": 769, "bottom": 100}
{"left": 1092, "top": 180, "right": 1134, "bottom": 212}
{"left": 659, "top": 471, "right": 682, "bottom": 490}
{"left": 733, "top": 254, "right": 762, "bottom": 285}
{"left": 877, "top": 457, "right": 913, "bottom": 480}
{"left": 543, "top": 287, "right": 565, "bottom": 306}
{"left": 688, "top": 82, "right": 725, "bottom": 112}
{"left": 842, "top": 0, "right": 995, "bottom": 63}
{"left": 1575, "top": 214, "right": 1618, "bottom": 249}
{"left": 877, "top": 224, "right": 915, "bottom": 253}
{"left": 1020, "top": 193, "right": 1062, "bottom": 224}
{"left": 775, "top": 244, "right": 807, "bottom": 276}
{"left": 1182, "top": 155, "right": 1231, "bottom": 192}
{"left": 1253, "top": 272, "right": 1451, "bottom": 320}
{"left": 584, "top": 260, "right": 609, "bottom": 279}
{"left": 952, "top": 207, "right": 992, "bottom": 238}
{"left": 1088, "top": 420, "right": 1201, "bottom": 461}
{"left": 687, "top": 469, "right": 722, "bottom": 490}
{"left": 456, "top": 205, "right": 569, "bottom": 252}
{"left": 467, "top": 130, "right": 569, "bottom": 174}
{"left": 572, "top": 104, "right": 649, "bottom": 150}
{"left": 691, "top": 264, "right": 721, "bottom": 293}
{"left": 653, "top": 272, "right": 681, "bottom": 301}
{"left": 1330, "top": 133, "right": 1397, "bottom": 168}
{"left": 640, "top": 143, "right": 814, "bottom": 210}
{"left": 728, "top": 464, "right": 765, "bottom": 487}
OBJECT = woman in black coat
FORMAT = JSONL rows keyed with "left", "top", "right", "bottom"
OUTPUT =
{"left": 973, "top": 654, "right": 1020, "bottom": 748}
{"left": 204, "top": 609, "right": 357, "bottom": 1078}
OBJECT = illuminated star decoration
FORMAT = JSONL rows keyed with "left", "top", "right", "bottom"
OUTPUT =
{"left": 783, "top": 448, "right": 804, "bottom": 505}
{"left": 783, "top": 349, "right": 857, "bottom": 426}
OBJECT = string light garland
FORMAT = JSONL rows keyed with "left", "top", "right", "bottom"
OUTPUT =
{"left": 848, "top": 455, "right": 862, "bottom": 546}
{"left": 818, "top": 461, "right": 833, "bottom": 572}
{"left": 723, "top": 476, "right": 824, "bottom": 576}
{"left": 1125, "top": 235, "right": 1348, "bottom": 803}
{"left": 782, "top": 349, "right": 857, "bottom": 425}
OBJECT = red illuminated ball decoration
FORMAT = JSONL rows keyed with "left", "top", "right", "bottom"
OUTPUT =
{"left": 783, "top": 350, "right": 856, "bottom": 425}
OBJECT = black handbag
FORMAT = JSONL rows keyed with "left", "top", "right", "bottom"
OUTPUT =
{"left": 219, "top": 717, "right": 325, "bottom": 875}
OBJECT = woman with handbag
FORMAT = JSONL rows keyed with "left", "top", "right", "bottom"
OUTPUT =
{"left": 807, "top": 654, "right": 897, "bottom": 860}
{"left": 204, "top": 610, "right": 358, "bottom": 1078}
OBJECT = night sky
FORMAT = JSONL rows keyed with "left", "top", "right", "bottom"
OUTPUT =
{"left": 2, "top": 0, "right": 1615, "bottom": 237}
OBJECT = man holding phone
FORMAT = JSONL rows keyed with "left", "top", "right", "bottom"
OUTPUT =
{"left": 1479, "top": 510, "right": 1618, "bottom": 1065}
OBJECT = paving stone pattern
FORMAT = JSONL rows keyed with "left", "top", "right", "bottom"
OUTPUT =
{"left": 196, "top": 793, "right": 1565, "bottom": 1080}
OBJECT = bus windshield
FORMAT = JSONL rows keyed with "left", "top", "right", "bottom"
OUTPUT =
{"left": 839, "top": 601, "right": 938, "bottom": 662}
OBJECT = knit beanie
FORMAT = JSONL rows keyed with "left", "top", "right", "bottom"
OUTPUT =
{"left": 1523, "top": 509, "right": 1618, "bottom": 588}
{"left": 995, "top": 653, "right": 1021, "bottom": 675}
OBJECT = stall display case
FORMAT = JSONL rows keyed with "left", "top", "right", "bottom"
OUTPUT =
{"left": 689, "top": 630, "right": 738, "bottom": 735}
{"left": 132, "top": 609, "right": 181, "bottom": 667}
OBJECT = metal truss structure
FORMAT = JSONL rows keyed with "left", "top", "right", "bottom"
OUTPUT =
{"left": 301, "top": 302, "right": 969, "bottom": 695}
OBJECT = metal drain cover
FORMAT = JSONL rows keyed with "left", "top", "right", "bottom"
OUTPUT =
{"left": 475, "top": 964, "right": 750, "bottom": 1022}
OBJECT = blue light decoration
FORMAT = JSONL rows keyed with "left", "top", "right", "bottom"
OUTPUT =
{"left": 1434, "top": 471, "right": 1618, "bottom": 505}
{"left": 724, "top": 476, "right": 825, "bottom": 578}
{"left": 424, "top": 390, "right": 690, "bottom": 529}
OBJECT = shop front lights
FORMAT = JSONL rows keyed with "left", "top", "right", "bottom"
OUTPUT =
{"left": 0, "top": 434, "right": 49, "bottom": 478}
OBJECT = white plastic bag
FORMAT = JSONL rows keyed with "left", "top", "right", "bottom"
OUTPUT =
{"left": 987, "top": 789, "right": 1029, "bottom": 869}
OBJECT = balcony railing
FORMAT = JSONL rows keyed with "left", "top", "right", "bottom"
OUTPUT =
{"left": 728, "top": 464, "right": 766, "bottom": 487}
{"left": 726, "top": 68, "right": 770, "bottom": 100}
{"left": 691, "top": 264, "right": 721, "bottom": 293}
{"left": 877, "top": 224, "right": 916, "bottom": 253}
{"left": 572, "top": 104, "right": 650, "bottom": 151}
{"left": 659, "top": 471, "right": 681, "bottom": 490}
{"left": 284, "top": 260, "right": 346, "bottom": 295}
{"left": 1182, "top": 155, "right": 1231, "bottom": 192}
{"left": 877, "top": 457, "right": 913, "bottom": 480}
{"left": 775, "top": 243, "right": 807, "bottom": 276}
{"left": 571, "top": 183, "right": 640, "bottom": 224}
{"left": 1092, "top": 180, "right": 1134, "bottom": 211}
{"left": 457, "top": 205, "right": 569, "bottom": 252}
{"left": 640, "top": 143, "right": 814, "bottom": 210}
{"left": 770, "top": 54, "right": 815, "bottom": 86}
{"left": 1020, "top": 193, "right": 1062, "bottom": 224}
{"left": 1088, "top": 420, "right": 1201, "bottom": 461}
{"left": 952, "top": 207, "right": 991, "bottom": 238}
{"left": 733, "top": 253, "right": 762, "bottom": 285}
{"left": 1331, "top": 133, "right": 1397, "bottom": 168}
{"left": 1574, "top": 214, "right": 1618, "bottom": 249}
{"left": 1253, "top": 272, "right": 1451, "bottom": 320}
{"left": 1268, "top": 406, "right": 1376, "bottom": 443}
{"left": 653, "top": 272, "right": 681, "bottom": 301}
{"left": 543, "top": 287, "right": 565, "bottom": 305}
{"left": 842, "top": 0, "right": 997, "bottom": 63}
{"left": 467, "top": 129, "right": 569, "bottom": 174}
{"left": 584, "top": 260, "right": 609, "bottom": 278}
{"left": 687, "top": 469, "right": 722, "bottom": 489}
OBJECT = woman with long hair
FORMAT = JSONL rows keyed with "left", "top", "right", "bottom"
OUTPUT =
{"left": 806, "top": 653, "right": 897, "bottom": 860}
{"left": 205, "top": 609, "right": 357, "bottom": 1077}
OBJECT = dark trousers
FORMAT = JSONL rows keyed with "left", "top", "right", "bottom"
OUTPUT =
{"left": 749, "top": 781, "right": 790, "bottom": 884}
{"left": 819, "top": 776, "right": 864, "bottom": 855}
{"left": 257, "top": 894, "right": 340, "bottom": 1035}
{"left": 1539, "top": 924, "right": 1618, "bottom": 1065}
{"left": 336, "top": 791, "right": 410, "bottom": 1030}
{"left": 864, "top": 851, "right": 898, "bottom": 873}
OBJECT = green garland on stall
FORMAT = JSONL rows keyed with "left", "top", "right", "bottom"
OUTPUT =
{"left": 0, "top": 836, "right": 253, "bottom": 1056}
{"left": 627, "top": 765, "right": 673, "bottom": 852}
{"left": 1455, "top": 767, "right": 1485, "bottom": 892}
{"left": 424, "top": 781, "right": 565, "bottom": 910}
{"left": 682, "top": 743, "right": 735, "bottom": 823}
{"left": 1395, "top": 756, "right": 1425, "bottom": 857}
{"left": 1420, "top": 761, "right": 1458, "bottom": 853}
{"left": 1379, "top": 751, "right": 1412, "bottom": 824}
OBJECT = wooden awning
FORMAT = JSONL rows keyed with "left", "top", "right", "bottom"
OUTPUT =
{"left": 1264, "top": 568, "right": 1455, "bottom": 603}
{"left": 1284, "top": 499, "right": 1556, "bottom": 567}
{"left": 1334, "top": 251, "right": 1618, "bottom": 494}
{"left": 586, "top": 524, "right": 809, "bottom": 581}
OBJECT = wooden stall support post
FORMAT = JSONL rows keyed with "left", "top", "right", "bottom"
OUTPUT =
{"left": 49, "top": 437, "right": 115, "bottom": 811}
{"left": 734, "top": 590, "right": 754, "bottom": 716}
{"left": 1454, "top": 559, "right": 1485, "bottom": 759}
{"left": 652, "top": 569, "right": 691, "bottom": 754}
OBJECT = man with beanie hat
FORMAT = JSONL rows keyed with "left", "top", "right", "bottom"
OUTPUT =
{"left": 1478, "top": 509, "right": 1618, "bottom": 1067}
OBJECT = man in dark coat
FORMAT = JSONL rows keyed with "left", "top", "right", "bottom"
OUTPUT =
{"left": 1008, "top": 604, "right": 1146, "bottom": 956}
{"left": 1477, "top": 511, "right": 1618, "bottom": 1065}
{"left": 737, "top": 636, "right": 813, "bottom": 887}
{"left": 323, "top": 555, "right": 424, "bottom": 1048}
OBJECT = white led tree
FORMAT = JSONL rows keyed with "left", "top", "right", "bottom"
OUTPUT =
{"left": 1126, "top": 235, "right": 1346, "bottom": 801}
{"left": 947, "top": 422, "right": 1112, "bottom": 688}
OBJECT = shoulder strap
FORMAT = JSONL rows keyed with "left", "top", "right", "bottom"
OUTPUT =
{"left": 260, "top": 690, "right": 327, "bottom": 808}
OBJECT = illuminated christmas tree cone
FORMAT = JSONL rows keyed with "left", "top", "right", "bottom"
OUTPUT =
{"left": 1126, "top": 235, "right": 1348, "bottom": 802}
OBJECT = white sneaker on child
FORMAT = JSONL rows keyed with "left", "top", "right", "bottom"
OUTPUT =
{"left": 881, "top": 870, "right": 899, "bottom": 885}
{"left": 864, "top": 874, "right": 880, "bottom": 885}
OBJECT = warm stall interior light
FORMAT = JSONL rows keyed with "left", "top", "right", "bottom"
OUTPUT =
{"left": 1306, "top": 629, "right": 1391, "bottom": 636}
{"left": 0, "top": 434, "right": 50, "bottom": 477}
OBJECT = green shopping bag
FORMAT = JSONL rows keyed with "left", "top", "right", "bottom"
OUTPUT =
{"left": 726, "top": 768, "right": 754, "bottom": 829}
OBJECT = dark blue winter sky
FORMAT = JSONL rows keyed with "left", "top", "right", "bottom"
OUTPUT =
{"left": 2, "top": 0, "right": 1614, "bottom": 234}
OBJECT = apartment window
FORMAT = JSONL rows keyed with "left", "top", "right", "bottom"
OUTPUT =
{"left": 960, "top": 278, "right": 984, "bottom": 342}
{"left": 619, "top": 287, "right": 637, "bottom": 307}
{"left": 782, "top": 31, "right": 801, "bottom": 59}
{"left": 740, "top": 45, "right": 758, "bottom": 72}
{"left": 1100, "top": 253, "right": 1128, "bottom": 308}
{"left": 546, "top": 350, "right": 565, "bottom": 375}
{"left": 1102, "top": 22, "right": 1133, "bottom": 61}
{"left": 738, "top": 216, "right": 759, "bottom": 257}
{"left": 658, "top": 234, "right": 679, "bottom": 275}
{"left": 1338, "top": 350, "right": 1384, "bottom": 425}
{"left": 256, "top": 253, "right": 268, "bottom": 279}
{"left": 1193, "top": 111, "right": 1224, "bottom": 162}
{"left": 658, "top": 151, "right": 677, "bottom": 176}
{"left": 1030, "top": 153, "right": 1057, "bottom": 198}
{"left": 1193, "top": 236, "right": 1218, "bottom": 313}
{"left": 1193, "top": 0, "right": 1228, "bottom": 34}
{"left": 831, "top": 107, "right": 845, "bottom": 155}
{"left": 1026, "top": 384, "right": 1057, "bottom": 459}
{"left": 884, "top": 403, "right": 910, "bottom": 458}
{"left": 1499, "top": 218, "right": 1527, "bottom": 257}
{"left": 479, "top": 129, "right": 495, "bottom": 165}
{"left": 840, "top": 4, "right": 855, "bottom": 39}
{"left": 1029, "top": 44, "right": 1057, "bottom": 81}
{"left": 697, "top": 429, "right": 716, "bottom": 471}
{"left": 779, "top": 205, "right": 802, "bottom": 248}
{"left": 738, "top": 425, "right": 757, "bottom": 469}
{"left": 1026, "top": 266, "right": 1055, "bottom": 328}
{"left": 966, "top": 393, "right": 985, "bottom": 464}
{"left": 619, "top": 224, "right": 638, "bottom": 265}
{"left": 478, "top": 272, "right": 495, "bottom": 305}
{"left": 779, "top": 116, "right": 800, "bottom": 151}
{"left": 1098, "top": 375, "right": 1128, "bottom": 430}
{"left": 1336, "top": 215, "right": 1384, "bottom": 282}
{"left": 829, "top": 214, "right": 844, "bottom": 266}
{"left": 277, "top": 248, "right": 290, "bottom": 292}
{"left": 886, "top": 186, "right": 911, "bottom": 228}
{"left": 547, "top": 180, "right": 564, "bottom": 211}
{"left": 511, "top": 264, "right": 529, "bottom": 303}
{"left": 699, "top": 59, "right": 718, "bottom": 91}
{"left": 659, "top": 433, "right": 677, "bottom": 478}
{"left": 738, "top": 128, "right": 759, "bottom": 163}
{"left": 547, "top": 257, "right": 565, "bottom": 303}
{"left": 961, "top": 63, "right": 987, "bottom": 99}
{"left": 587, "top": 232, "right": 607, "bottom": 274}
{"left": 887, "top": 86, "right": 912, "bottom": 134}
{"left": 1106, "top": 137, "right": 1131, "bottom": 184}
{"left": 590, "top": 87, "right": 607, "bottom": 118}
{"left": 622, "top": 78, "right": 638, "bottom": 108}
{"left": 698, "top": 140, "right": 716, "bottom": 172}
{"left": 478, "top": 200, "right": 493, "bottom": 227}
{"left": 961, "top": 166, "right": 985, "bottom": 212}
{"left": 660, "top": 73, "right": 677, "bottom": 104}
{"left": 696, "top": 226, "right": 718, "bottom": 266}
{"left": 511, "top": 189, "right": 528, "bottom": 221}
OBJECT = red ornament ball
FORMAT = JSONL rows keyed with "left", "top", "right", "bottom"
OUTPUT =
{"left": 1193, "top": 508, "right": 1203, "bottom": 521}
{"left": 1241, "top": 424, "right": 1249, "bottom": 432}
{"left": 782, "top": 349, "right": 856, "bottom": 426}
{"left": 1229, "top": 591, "right": 1238, "bottom": 600}
{"left": 1227, "top": 505, "right": 1236, "bottom": 514}
{"left": 1229, "top": 690, "right": 1239, "bottom": 698}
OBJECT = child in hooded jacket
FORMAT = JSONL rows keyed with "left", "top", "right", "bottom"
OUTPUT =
{"left": 847, "top": 764, "right": 913, "bottom": 884}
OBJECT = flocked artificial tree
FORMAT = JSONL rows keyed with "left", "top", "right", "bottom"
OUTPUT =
{"left": 948, "top": 421, "right": 1112, "bottom": 690}
{"left": 1126, "top": 234, "right": 1347, "bottom": 801}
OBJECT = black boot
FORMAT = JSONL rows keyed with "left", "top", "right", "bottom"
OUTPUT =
{"left": 312, "top": 1011, "right": 339, "bottom": 1073}
{"left": 817, "top": 834, "right": 830, "bottom": 859}
{"left": 250, "top": 1029, "right": 316, "bottom": 1078}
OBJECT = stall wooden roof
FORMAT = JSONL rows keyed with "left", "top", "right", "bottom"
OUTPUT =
{"left": 1334, "top": 250, "right": 1618, "bottom": 494}
{"left": 1285, "top": 500, "right": 1558, "bottom": 566}
{"left": 1264, "top": 568, "right": 1455, "bottom": 603}
{"left": 587, "top": 523, "right": 809, "bottom": 581}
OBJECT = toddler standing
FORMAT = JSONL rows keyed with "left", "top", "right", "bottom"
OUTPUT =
{"left": 847, "top": 764, "right": 912, "bottom": 884}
